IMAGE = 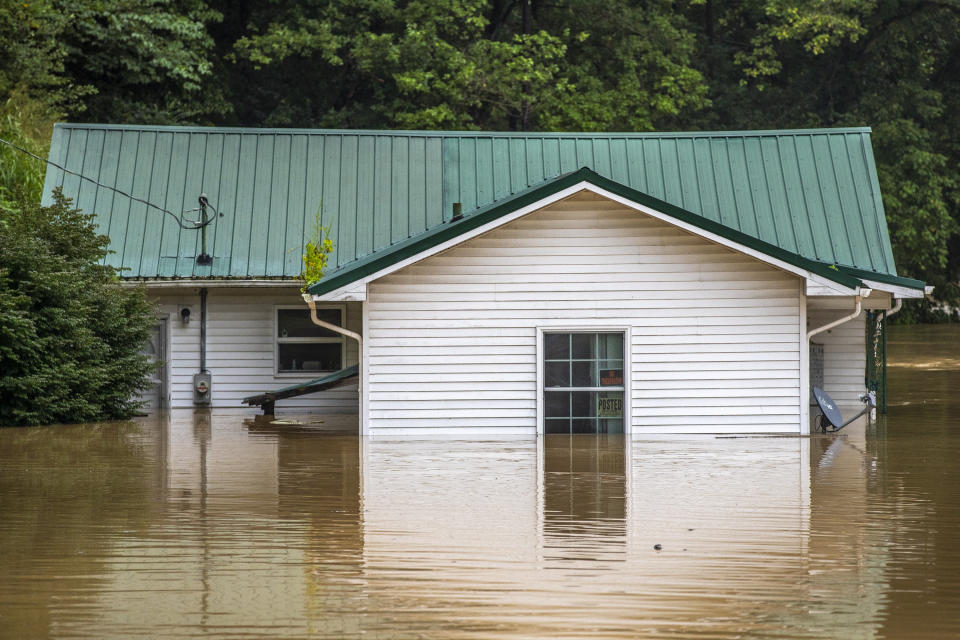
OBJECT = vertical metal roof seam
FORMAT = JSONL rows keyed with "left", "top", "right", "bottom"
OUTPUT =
{"left": 689, "top": 139, "right": 706, "bottom": 219}
{"left": 191, "top": 132, "right": 210, "bottom": 276}
{"left": 791, "top": 136, "right": 820, "bottom": 261}
{"left": 176, "top": 134, "right": 195, "bottom": 274}
{"left": 814, "top": 135, "right": 847, "bottom": 264}
{"left": 823, "top": 134, "right": 855, "bottom": 268}
{"left": 115, "top": 131, "right": 137, "bottom": 271}
{"left": 707, "top": 140, "right": 723, "bottom": 226}
{"left": 472, "top": 135, "right": 480, "bottom": 222}
{"left": 722, "top": 138, "right": 741, "bottom": 231}
{"left": 55, "top": 128, "right": 68, "bottom": 191}
{"left": 91, "top": 132, "right": 109, "bottom": 262}
{"left": 421, "top": 136, "right": 429, "bottom": 242}
{"left": 211, "top": 133, "right": 227, "bottom": 274}
{"left": 136, "top": 132, "right": 158, "bottom": 278}
{"left": 157, "top": 133, "right": 174, "bottom": 273}
{"left": 755, "top": 137, "right": 783, "bottom": 249}
{"left": 262, "top": 134, "right": 276, "bottom": 277}
{"left": 671, "top": 138, "right": 687, "bottom": 212}
{"left": 336, "top": 134, "right": 346, "bottom": 267}
{"left": 243, "top": 134, "right": 261, "bottom": 277}
{"left": 296, "top": 135, "right": 309, "bottom": 275}
{"left": 353, "top": 133, "right": 362, "bottom": 264}
{"left": 860, "top": 132, "right": 894, "bottom": 273}
{"left": 739, "top": 137, "right": 763, "bottom": 241}
{"left": 771, "top": 137, "right": 795, "bottom": 251}
{"left": 96, "top": 131, "right": 117, "bottom": 266}
{"left": 542, "top": 138, "right": 550, "bottom": 189}
{"left": 226, "top": 134, "right": 242, "bottom": 276}
{"left": 280, "top": 133, "right": 293, "bottom": 277}
{"left": 840, "top": 134, "right": 876, "bottom": 272}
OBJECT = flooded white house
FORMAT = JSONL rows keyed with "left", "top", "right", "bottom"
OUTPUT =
{"left": 42, "top": 126, "right": 926, "bottom": 434}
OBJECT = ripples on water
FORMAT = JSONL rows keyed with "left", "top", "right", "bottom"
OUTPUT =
{"left": 0, "top": 326, "right": 958, "bottom": 639}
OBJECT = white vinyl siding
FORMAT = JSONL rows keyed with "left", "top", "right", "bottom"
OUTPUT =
{"left": 150, "top": 288, "right": 360, "bottom": 411}
{"left": 365, "top": 191, "right": 803, "bottom": 435}
{"left": 807, "top": 297, "right": 867, "bottom": 411}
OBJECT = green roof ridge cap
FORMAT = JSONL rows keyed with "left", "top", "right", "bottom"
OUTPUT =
{"left": 52, "top": 122, "right": 872, "bottom": 138}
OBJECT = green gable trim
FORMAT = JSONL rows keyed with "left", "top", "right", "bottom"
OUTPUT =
{"left": 835, "top": 266, "right": 925, "bottom": 290}
{"left": 309, "top": 168, "right": 863, "bottom": 295}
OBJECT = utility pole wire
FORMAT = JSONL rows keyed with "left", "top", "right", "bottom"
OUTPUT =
{"left": 0, "top": 136, "right": 211, "bottom": 230}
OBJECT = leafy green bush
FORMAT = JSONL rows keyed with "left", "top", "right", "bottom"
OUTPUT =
{"left": 0, "top": 189, "right": 157, "bottom": 426}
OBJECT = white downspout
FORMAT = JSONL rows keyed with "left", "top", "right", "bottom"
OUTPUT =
{"left": 884, "top": 298, "right": 903, "bottom": 320}
{"left": 302, "top": 292, "right": 363, "bottom": 426}
{"left": 301, "top": 292, "right": 363, "bottom": 346}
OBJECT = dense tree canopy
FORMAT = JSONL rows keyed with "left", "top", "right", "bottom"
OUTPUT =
{"left": 1, "top": 0, "right": 958, "bottom": 314}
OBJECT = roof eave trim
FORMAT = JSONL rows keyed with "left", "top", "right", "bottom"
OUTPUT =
{"left": 860, "top": 279, "right": 926, "bottom": 299}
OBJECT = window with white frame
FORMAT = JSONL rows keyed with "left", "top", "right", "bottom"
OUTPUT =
{"left": 543, "top": 332, "right": 625, "bottom": 434}
{"left": 275, "top": 306, "right": 345, "bottom": 374}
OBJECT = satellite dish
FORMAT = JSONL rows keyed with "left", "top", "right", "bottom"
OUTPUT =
{"left": 813, "top": 386, "right": 844, "bottom": 429}
{"left": 813, "top": 386, "right": 875, "bottom": 432}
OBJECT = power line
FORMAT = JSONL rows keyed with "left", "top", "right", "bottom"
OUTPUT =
{"left": 0, "top": 136, "right": 212, "bottom": 230}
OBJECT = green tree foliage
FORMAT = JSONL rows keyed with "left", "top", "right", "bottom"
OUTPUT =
{"left": 216, "top": 0, "right": 708, "bottom": 131}
{"left": 54, "top": 0, "right": 229, "bottom": 122}
{"left": 0, "top": 190, "right": 157, "bottom": 426}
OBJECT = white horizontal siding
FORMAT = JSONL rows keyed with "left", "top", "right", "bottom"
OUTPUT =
{"left": 151, "top": 288, "right": 359, "bottom": 411}
{"left": 807, "top": 297, "right": 866, "bottom": 411}
{"left": 365, "top": 191, "right": 802, "bottom": 435}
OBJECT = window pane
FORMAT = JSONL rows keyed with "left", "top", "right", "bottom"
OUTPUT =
{"left": 544, "top": 333, "right": 569, "bottom": 360}
{"left": 278, "top": 342, "right": 342, "bottom": 372}
{"left": 544, "top": 361, "right": 569, "bottom": 387}
{"left": 597, "top": 333, "right": 623, "bottom": 359}
{"left": 278, "top": 308, "right": 341, "bottom": 338}
{"left": 545, "top": 419, "right": 570, "bottom": 434}
{"left": 545, "top": 392, "right": 569, "bottom": 418}
{"left": 571, "top": 361, "right": 594, "bottom": 387}
{"left": 571, "top": 391, "right": 592, "bottom": 417}
{"left": 572, "top": 418, "right": 595, "bottom": 434}
{"left": 571, "top": 333, "right": 594, "bottom": 359}
{"left": 598, "top": 419, "right": 624, "bottom": 435}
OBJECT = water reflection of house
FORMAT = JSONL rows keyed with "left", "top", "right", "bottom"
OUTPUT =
{"left": 48, "top": 418, "right": 906, "bottom": 638}
{"left": 44, "top": 126, "right": 926, "bottom": 434}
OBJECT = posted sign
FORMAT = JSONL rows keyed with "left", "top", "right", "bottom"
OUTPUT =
{"left": 598, "top": 396, "right": 623, "bottom": 418}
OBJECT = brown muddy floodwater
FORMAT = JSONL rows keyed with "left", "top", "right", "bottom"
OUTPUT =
{"left": 1, "top": 326, "right": 959, "bottom": 639}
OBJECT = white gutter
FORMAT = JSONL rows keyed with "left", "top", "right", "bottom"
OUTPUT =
{"left": 807, "top": 289, "right": 870, "bottom": 341}
{"left": 124, "top": 279, "right": 300, "bottom": 289}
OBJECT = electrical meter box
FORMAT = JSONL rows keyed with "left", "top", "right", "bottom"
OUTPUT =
{"left": 809, "top": 342, "right": 824, "bottom": 405}
{"left": 193, "top": 372, "right": 212, "bottom": 405}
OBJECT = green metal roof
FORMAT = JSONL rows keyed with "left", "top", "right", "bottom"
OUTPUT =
{"left": 42, "top": 123, "right": 899, "bottom": 280}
